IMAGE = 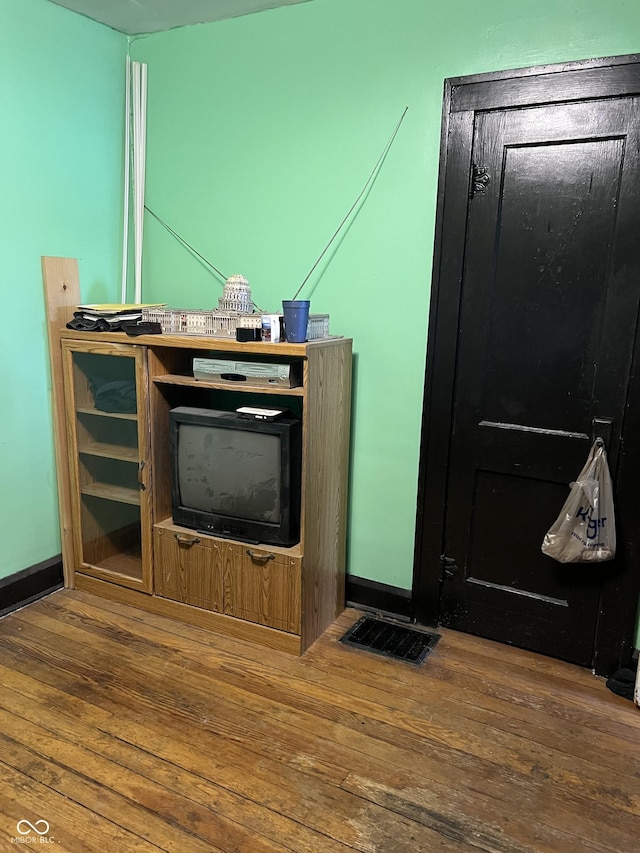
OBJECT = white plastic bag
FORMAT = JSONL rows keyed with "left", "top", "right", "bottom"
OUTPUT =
{"left": 541, "top": 441, "right": 616, "bottom": 563}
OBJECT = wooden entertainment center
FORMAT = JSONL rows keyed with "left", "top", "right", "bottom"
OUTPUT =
{"left": 44, "top": 258, "right": 352, "bottom": 655}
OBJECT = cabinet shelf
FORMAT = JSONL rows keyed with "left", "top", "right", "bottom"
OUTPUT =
{"left": 79, "top": 442, "right": 139, "bottom": 462}
{"left": 77, "top": 406, "right": 138, "bottom": 421}
{"left": 84, "top": 551, "right": 143, "bottom": 580}
{"left": 153, "top": 374, "right": 305, "bottom": 397}
{"left": 81, "top": 482, "right": 141, "bottom": 505}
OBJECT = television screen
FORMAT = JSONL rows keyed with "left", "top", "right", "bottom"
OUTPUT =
{"left": 177, "top": 423, "right": 281, "bottom": 524}
{"left": 169, "top": 406, "right": 301, "bottom": 546}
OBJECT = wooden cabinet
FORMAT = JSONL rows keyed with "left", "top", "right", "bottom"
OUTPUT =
{"left": 56, "top": 329, "right": 351, "bottom": 655}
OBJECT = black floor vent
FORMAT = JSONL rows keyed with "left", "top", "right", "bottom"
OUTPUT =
{"left": 339, "top": 615, "right": 440, "bottom": 665}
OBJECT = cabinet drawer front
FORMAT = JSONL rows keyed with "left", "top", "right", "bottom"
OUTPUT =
{"left": 154, "top": 525, "right": 302, "bottom": 634}
{"left": 154, "top": 527, "right": 226, "bottom": 613}
{"left": 229, "top": 545, "right": 302, "bottom": 634}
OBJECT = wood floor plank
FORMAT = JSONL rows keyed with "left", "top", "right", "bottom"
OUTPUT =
{"left": 0, "top": 723, "right": 227, "bottom": 853}
{"left": 1, "top": 609, "right": 352, "bottom": 785}
{"left": 310, "top": 613, "right": 636, "bottom": 732}
{"left": 94, "top": 713, "right": 481, "bottom": 853}
{"left": 0, "top": 764, "right": 165, "bottom": 852}
{"left": 0, "top": 627, "right": 477, "bottom": 852}
{"left": 1, "top": 589, "right": 639, "bottom": 853}
{"left": 67, "top": 589, "right": 633, "bottom": 743}
{"left": 0, "top": 682, "right": 352, "bottom": 853}
{"left": 12, "top": 599, "right": 640, "bottom": 826}
{"left": 342, "top": 772, "right": 598, "bottom": 853}
{"left": 23, "top": 594, "right": 635, "bottom": 773}
{"left": 13, "top": 594, "right": 640, "bottom": 846}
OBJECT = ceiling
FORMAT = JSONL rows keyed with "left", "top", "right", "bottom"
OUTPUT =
{"left": 46, "top": 0, "right": 313, "bottom": 35}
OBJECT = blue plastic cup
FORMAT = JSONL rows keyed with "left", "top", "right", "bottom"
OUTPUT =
{"left": 282, "top": 300, "right": 310, "bottom": 343}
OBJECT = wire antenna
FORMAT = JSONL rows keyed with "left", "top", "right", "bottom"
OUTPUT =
{"left": 145, "top": 206, "right": 227, "bottom": 282}
{"left": 291, "top": 106, "right": 409, "bottom": 301}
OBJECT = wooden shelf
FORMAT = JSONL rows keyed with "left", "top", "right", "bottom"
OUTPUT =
{"left": 60, "top": 327, "right": 346, "bottom": 356}
{"left": 153, "top": 373, "right": 305, "bottom": 396}
{"left": 77, "top": 406, "right": 138, "bottom": 421}
{"left": 79, "top": 442, "right": 139, "bottom": 462}
{"left": 81, "top": 482, "right": 141, "bottom": 505}
{"left": 88, "top": 551, "right": 142, "bottom": 578}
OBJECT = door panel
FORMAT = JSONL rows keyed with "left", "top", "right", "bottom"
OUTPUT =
{"left": 416, "top": 68, "right": 640, "bottom": 671}
{"left": 485, "top": 138, "right": 623, "bottom": 429}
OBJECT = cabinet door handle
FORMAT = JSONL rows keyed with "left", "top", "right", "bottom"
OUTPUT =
{"left": 246, "top": 548, "right": 275, "bottom": 564}
{"left": 174, "top": 533, "right": 200, "bottom": 547}
{"left": 138, "top": 459, "right": 146, "bottom": 491}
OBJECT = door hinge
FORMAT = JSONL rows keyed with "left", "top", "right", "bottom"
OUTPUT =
{"left": 440, "top": 554, "right": 457, "bottom": 582}
{"left": 469, "top": 164, "right": 490, "bottom": 199}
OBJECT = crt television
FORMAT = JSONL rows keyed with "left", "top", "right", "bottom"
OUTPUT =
{"left": 169, "top": 406, "right": 302, "bottom": 546}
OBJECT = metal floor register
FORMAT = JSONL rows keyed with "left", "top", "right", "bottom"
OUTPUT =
{"left": 340, "top": 615, "right": 440, "bottom": 665}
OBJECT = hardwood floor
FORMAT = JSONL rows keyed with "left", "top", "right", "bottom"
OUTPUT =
{"left": 0, "top": 590, "right": 639, "bottom": 852}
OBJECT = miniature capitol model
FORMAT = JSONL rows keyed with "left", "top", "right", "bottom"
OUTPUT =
{"left": 217, "top": 274, "right": 255, "bottom": 314}
{"left": 140, "top": 274, "right": 328, "bottom": 340}
{"left": 141, "top": 274, "right": 260, "bottom": 337}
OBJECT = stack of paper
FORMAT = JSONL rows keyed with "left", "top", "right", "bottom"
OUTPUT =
{"left": 76, "top": 303, "right": 165, "bottom": 325}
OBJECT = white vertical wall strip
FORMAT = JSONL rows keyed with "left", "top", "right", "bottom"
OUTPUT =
{"left": 139, "top": 62, "right": 148, "bottom": 303}
{"left": 120, "top": 54, "right": 131, "bottom": 304}
{"left": 132, "top": 61, "right": 140, "bottom": 302}
{"left": 130, "top": 59, "right": 148, "bottom": 304}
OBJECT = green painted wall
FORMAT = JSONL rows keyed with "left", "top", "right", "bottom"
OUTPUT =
{"left": 2, "top": 0, "right": 639, "bottom": 642}
{"left": 0, "top": 0, "right": 126, "bottom": 580}
{"left": 130, "top": 0, "right": 640, "bottom": 595}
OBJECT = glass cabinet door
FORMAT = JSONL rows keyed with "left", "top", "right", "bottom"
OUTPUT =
{"left": 62, "top": 340, "right": 153, "bottom": 592}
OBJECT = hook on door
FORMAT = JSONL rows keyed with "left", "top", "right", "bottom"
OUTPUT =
{"left": 592, "top": 417, "right": 613, "bottom": 450}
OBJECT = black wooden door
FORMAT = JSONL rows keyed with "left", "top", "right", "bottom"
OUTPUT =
{"left": 414, "top": 57, "right": 640, "bottom": 674}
